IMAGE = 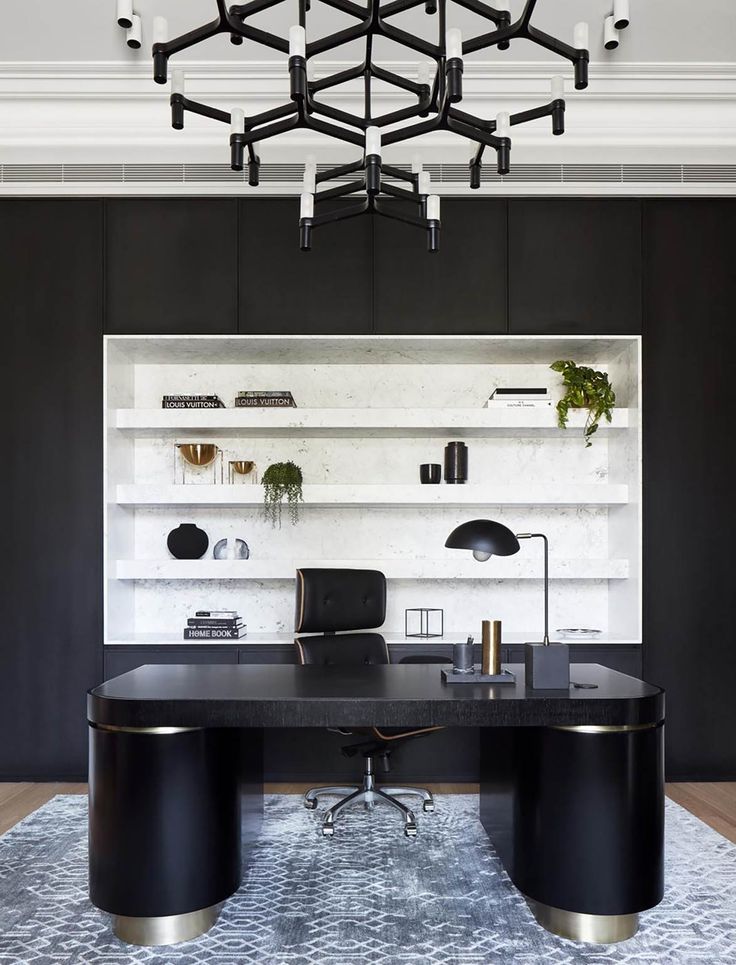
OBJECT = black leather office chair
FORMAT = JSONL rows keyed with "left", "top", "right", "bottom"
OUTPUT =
{"left": 294, "top": 567, "right": 441, "bottom": 838}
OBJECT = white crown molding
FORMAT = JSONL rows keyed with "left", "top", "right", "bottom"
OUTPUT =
{"left": 1, "top": 60, "right": 736, "bottom": 167}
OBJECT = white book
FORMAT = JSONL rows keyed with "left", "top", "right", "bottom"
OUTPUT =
{"left": 485, "top": 399, "right": 553, "bottom": 408}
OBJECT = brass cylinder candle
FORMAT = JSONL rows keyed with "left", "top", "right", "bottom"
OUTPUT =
{"left": 481, "top": 619, "right": 502, "bottom": 675}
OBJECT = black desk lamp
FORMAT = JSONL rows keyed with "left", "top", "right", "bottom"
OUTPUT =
{"left": 445, "top": 519, "right": 570, "bottom": 689}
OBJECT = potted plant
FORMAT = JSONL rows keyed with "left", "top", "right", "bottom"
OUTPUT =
{"left": 550, "top": 360, "right": 616, "bottom": 447}
{"left": 262, "top": 461, "right": 304, "bottom": 527}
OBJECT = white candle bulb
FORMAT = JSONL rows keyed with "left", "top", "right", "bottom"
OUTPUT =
{"left": 230, "top": 108, "right": 245, "bottom": 135}
{"left": 446, "top": 28, "right": 463, "bottom": 61}
{"left": 411, "top": 155, "right": 423, "bottom": 175}
{"left": 418, "top": 171, "right": 431, "bottom": 195}
{"left": 303, "top": 156, "right": 317, "bottom": 194}
{"left": 171, "top": 70, "right": 185, "bottom": 96}
{"left": 574, "top": 21, "right": 589, "bottom": 49}
{"left": 116, "top": 0, "right": 133, "bottom": 28}
{"left": 289, "top": 25, "right": 306, "bottom": 58}
{"left": 496, "top": 0, "right": 510, "bottom": 12}
{"left": 426, "top": 195, "right": 441, "bottom": 221}
{"left": 153, "top": 16, "right": 168, "bottom": 45}
{"left": 604, "top": 15, "right": 619, "bottom": 49}
{"left": 365, "top": 126, "right": 381, "bottom": 157}
{"left": 613, "top": 0, "right": 630, "bottom": 30}
{"left": 418, "top": 62, "right": 431, "bottom": 86}
{"left": 300, "top": 193, "right": 314, "bottom": 220}
{"left": 550, "top": 75, "right": 564, "bottom": 101}
{"left": 495, "top": 111, "right": 510, "bottom": 137}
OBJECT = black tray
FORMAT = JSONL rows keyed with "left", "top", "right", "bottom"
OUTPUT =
{"left": 441, "top": 668, "right": 516, "bottom": 685}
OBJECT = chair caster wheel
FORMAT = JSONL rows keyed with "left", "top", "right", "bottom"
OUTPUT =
{"left": 322, "top": 825, "right": 334, "bottom": 837}
{"left": 304, "top": 799, "right": 317, "bottom": 810}
{"left": 404, "top": 825, "right": 417, "bottom": 838}
{"left": 423, "top": 801, "right": 435, "bottom": 813}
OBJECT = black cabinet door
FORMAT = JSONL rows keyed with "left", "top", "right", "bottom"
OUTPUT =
{"left": 104, "top": 648, "right": 238, "bottom": 679}
{"left": 508, "top": 199, "right": 642, "bottom": 334}
{"left": 105, "top": 199, "right": 238, "bottom": 334}
{"left": 643, "top": 199, "right": 736, "bottom": 780}
{"left": 373, "top": 199, "right": 508, "bottom": 334}
{"left": 2, "top": 199, "right": 103, "bottom": 780}
{"left": 239, "top": 199, "right": 372, "bottom": 334}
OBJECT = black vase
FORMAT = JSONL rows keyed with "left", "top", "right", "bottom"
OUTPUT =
{"left": 444, "top": 441, "right": 468, "bottom": 484}
{"left": 167, "top": 523, "right": 209, "bottom": 560}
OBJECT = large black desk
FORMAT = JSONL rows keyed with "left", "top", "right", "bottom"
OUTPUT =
{"left": 88, "top": 663, "right": 664, "bottom": 947}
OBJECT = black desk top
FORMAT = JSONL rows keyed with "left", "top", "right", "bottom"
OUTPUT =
{"left": 88, "top": 664, "right": 664, "bottom": 730}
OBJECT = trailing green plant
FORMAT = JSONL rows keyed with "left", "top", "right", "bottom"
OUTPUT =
{"left": 550, "top": 360, "right": 616, "bottom": 447}
{"left": 262, "top": 461, "right": 304, "bottom": 527}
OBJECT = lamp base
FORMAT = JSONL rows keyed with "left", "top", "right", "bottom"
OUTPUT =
{"left": 524, "top": 642, "right": 570, "bottom": 689}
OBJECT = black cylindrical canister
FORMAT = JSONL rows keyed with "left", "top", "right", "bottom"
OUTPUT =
{"left": 444, "top": 441, "right": 468, "bottom": 484}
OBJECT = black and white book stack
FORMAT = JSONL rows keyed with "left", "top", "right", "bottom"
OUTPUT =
{"left": 183, "top": 610, "right": 247, "bottom": 640}
{"left": 234, "top": 391, "right": 297, "bottom": 408}
{"left": 162, "top": 394, "right": 225, "bottom": 409}
{"left": 485, "top": 387, "right": 552, "bottom": 408}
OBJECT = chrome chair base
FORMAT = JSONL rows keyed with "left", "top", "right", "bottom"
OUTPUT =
{"left": 303, "top": 757, "right": 434, "bottom": 838}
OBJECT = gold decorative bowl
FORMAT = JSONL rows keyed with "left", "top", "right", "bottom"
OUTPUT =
{"left": 230, "top": 460, "right": 255, "bottom": 475}
{"left": 177, "top": 443, "right": 219, "bottom": 467}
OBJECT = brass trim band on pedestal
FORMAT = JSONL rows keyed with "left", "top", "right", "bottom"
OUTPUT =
{"left": 550, "top": 721, "right": 662, "bottom": 734}
{"left": 525, "top": 897, "right": 638, "bottom": 944}
{"left": 112, "top": 902, "right": 223, "bottom": 946}
{"left": 89, "top": 722, "right": 202, "bottom": 735}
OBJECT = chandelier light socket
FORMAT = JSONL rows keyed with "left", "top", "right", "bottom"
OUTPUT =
{"left": 613, "top": 0, "right": 630, "bottom": 30}
{"left": 230, "top": 137, "right": 244, "bottom": 171}
{"left": 425, "top": 0, "right": 437, "bottom": 14}
{"left": 170, "top": 70, "right": 185, "bottom": 129}
{"left": 126, "top": 14, "right": 142, "bottom": 49}
{"left": 231, "top": 33, "right": 244, "bottom": 45}
{"left": 248, "top": 155, "right": 260, "bottom": 187}
{"left": 469, "top": 157, "right": 482, "bottom": 190}
{"left": 495, "top": 0, "right": 511, "bottom": 48}
{"left": 116, "top": 0, "right": 133, "bottom": 29}
{"left": 445, "top": 30, "right": 463, "bottom": 103}
{"left": 289, "top": 25, "right": 307, "bottom": 58}
{"left": 603, "top": 15, "right": 619, "bottom": 50}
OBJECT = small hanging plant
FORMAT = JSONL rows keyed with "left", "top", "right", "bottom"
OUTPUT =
{"left": 551, "top": 360, "right": 616, "bottom": 447}
{"left": 262, "top": 461, "right": 304, "bottom": 527}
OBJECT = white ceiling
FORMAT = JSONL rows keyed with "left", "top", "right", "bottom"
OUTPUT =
{"left": 2, "top": 0, "right": 735, "bottom": 65}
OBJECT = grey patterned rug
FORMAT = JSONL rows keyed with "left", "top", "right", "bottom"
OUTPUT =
{"left": 0, "top": 794, "right": 734, "bottom": 964}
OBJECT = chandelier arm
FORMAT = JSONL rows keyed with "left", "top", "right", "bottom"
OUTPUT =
{"left": 448, "top": 106, "right": 497, "bottom": 132}
{"left": 307, "top": 21, "right": 371, "bottom": 58}
{"left": 239, "top": 113, "right": 303, "bottom": 145}
{"left": 380, "top": 182, "right": 418, "bottom": 202}
{"left": 382, "top": 111, "right": 443, "bottom": 147}
{"left": 373, "top": 199, "right": 427, "bottom": 229}
{"left": 378, "top": 0, "right": 426, "bottom": 18}
{"left": 370, "top": 64, "right": 427, "bottom": 97}
{"left": 462, "top": 21, "right": 520, "bottom": 55}
{"left": 317, "top": 160, "right": 364, "bottom": 182}
{"left": 307, "top": 98, "right": 369, "bottom": 131}
{"left": 311, "top": 199, "right": 371, "bottom": 227}
{"left": 525, "top": 24, "right": 579, "bottom": 62}
{"left": 309, "top": 64, "right": 366, "bottom": 94}
{"left": 229, "top": 0, "right": 285, "bottom": 16}
{"left": 303, "top": 114, "right": 366, "bottom": 148}
{"left": 245, "top": 102, "right": 300, "bottom": 127}
{"left": 377, "top": 20, "right": 440, "bottom": 58}
{"left": 237, "top": 24, "right": 290, "bottom": 53}
{"left": 318, "top": 0, "right": 370, "bottom": 19}
{"left": 382, "top": 164, "right": 415, "bottom": 184}
{"left": 371, "top": 101, "right": 433, "bottom": 128}
{"left": 154, "top": 18, "right": 224, "bottom": 69}
{"left": 449, "top": 0, "right": 509, "bottom": 24}
{"left": 175, "top": 96, "right": 231, "bottom": 124}
{"left": 315, "top": 180, "right": 366, "bottom": 201}
{"left": 446, "top": 115, "right": 502, "bottom": 149}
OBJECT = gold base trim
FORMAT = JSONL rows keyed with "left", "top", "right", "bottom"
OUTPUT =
{"left": 526, "top": 898, "right": 638, "bottom": 944}
{"left": 112, "top": 902, "right": 223, "bottom": 946}
{"left": 89, "top": 722, "right": 201, "bottom": 735}
{"left": 550, "top": 722, "right": 661, "bottom": 734}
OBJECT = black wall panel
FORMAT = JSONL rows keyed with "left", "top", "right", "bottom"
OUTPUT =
{"left": 2, "top": 199, "right": 104, "bottom": 779}
{"left": 508, "top": 199, "right": 642, "bottom": 334}
{"left": 239, "top": 199, "right": 373, "bottom": 334}
{"left": 373, "top": 199, "right": 508, "bottom": 334}
{"left": 105, "top": 199, "right": 238, "bottom": 334}
{"left": 642, "top": 199, "right": 736, "bottom": 780}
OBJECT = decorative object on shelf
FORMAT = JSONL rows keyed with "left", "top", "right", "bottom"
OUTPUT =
{"left": 162, "top": 394, "right": 224, "bottom": 409}
{"left": 175, "top": 443, "right": 224, "bottom": 484}
{"left": 148, "top": 4, "right": 591, "bottom": 251}
{"left": 451, "top": 638, "right": 475, "bottom": 675}
{"left": 486, "top": 387, "right": 552, "bottom": 409}
{"left": 557, "top": 628, "right": 602, "bottom": 639}
{"left": 183, "top": 609, "right": 246, "bottom": 639}
{"left": 481, "top": 619, "right": 502, "bottom": 676}
{"left": 419, "top": 463, "right": 441, "bottom": 485}
{"left": 235, "top": 391, "right": 297, "bottom": 408}
{"left": 213, "top": 538, "right": 251, "bottom": 560}
{"left": 405, "top": 608, "right": 444, "bottom": 639}
{"left": 228, "top": 460, "right": 258, "bottom": 484}
{"left": 551, "top": 360, "right": 616, "bottom": 447}
{"left": 262, "top": 461, "right": 304, "bottom": 527}
{"left": 442, "top": 632, "right": 515, "bottom": 684}
{"left": 445, "top": 519, "right": 569, "bottom": 689}
{"left": 167, "top": 523, "right": 209, "bottom": 560}
{"left": 444, "top": 441, "right": 468, "bottom": 484}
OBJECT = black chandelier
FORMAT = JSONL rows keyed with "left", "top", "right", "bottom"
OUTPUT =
{"left": 147, "top": 0, "right": 591, "bottom": 251}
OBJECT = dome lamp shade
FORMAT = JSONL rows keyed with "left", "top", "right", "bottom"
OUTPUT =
{"left": 445, "top": 519, "right": 521, "bottom": 562}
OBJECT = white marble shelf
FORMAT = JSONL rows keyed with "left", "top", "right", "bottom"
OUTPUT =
{"left": 113, "top": 558, "right": 629, "bottom": 581}
{"left": 112, "top": 407, "right": 632, "bottom": 437}
{"left": 115, "top": 483, "right": 630, "bottom": 507}
{"left": 105, "top": 631, "right": 642, "bottom": 647}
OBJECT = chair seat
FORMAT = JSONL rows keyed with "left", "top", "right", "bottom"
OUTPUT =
{"left": 295, "top": 633, "right": 389, "bottom": 665}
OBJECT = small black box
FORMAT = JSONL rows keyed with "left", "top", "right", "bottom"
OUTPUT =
{"left": 524, "top": 642, "right": 570, "bottom": 689}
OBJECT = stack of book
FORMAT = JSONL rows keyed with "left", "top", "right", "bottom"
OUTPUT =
{"left": 234, "top": 391, "right": 297, "bottom": 408}
{"left": 485, "top": 387, "right": 552, "bottom": 408}
{"left": 162, "top": 394, "right": 225, "bottom": 409}
{"left": 183, "top": 610, "right": 246, "bottom": 640}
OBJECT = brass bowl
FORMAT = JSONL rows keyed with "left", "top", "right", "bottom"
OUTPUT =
{"left": 177, "top": 443, "right": 219, "bottom": 467}
{"left": 230, "top": 460, "right": 255, "bottom": 475}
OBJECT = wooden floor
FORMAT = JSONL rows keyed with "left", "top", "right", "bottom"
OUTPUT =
{"left": 1, "top": 782, "right": 735, "bottom": 843}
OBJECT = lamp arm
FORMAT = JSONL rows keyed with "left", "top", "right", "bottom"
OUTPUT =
{"left": 516, "top": 532, "right": 549, "bottom": 645}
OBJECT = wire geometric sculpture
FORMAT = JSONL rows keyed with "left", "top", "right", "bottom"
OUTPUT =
{"left": 151, "top": 0, "right": 590, "bottom": 251}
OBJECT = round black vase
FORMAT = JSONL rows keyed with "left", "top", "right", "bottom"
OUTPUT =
{"left": 167, "top": 523, "right": 209, "bottom": 560}
{"left": 444, "top": 441, "right": 468, "bottom": 484}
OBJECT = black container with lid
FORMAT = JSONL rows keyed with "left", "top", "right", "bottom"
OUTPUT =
{"left": 444, "top": 441, "right": 468, "bottom": 484}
